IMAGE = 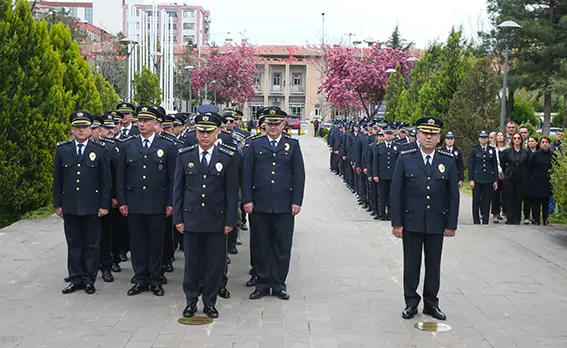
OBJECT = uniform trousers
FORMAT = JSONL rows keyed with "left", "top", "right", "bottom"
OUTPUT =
{"left": 472, "top": 183, "right": 492, "bottom": 224}
{"left": 161, "top": 216, "right": 174, "bottom": 269}
{"left": 378, "top": 180, "right": 392, "bottom": 219}
{"left": 183, "top": 232, "right": 226, "bottom": 307}
{"left": 111, "top": 207, "right": 129, "bottom": 262}
{"left": 128, "top": 214, "right": 165, "bottom": 286}
{"left": 63, "top": 214, "right": 101, "bottom": 286}
{"left": 403, "top": 231, "right": 444, "bottom": 308}
{"left": 369, "top": 180, "right": 378, "bottom": 214}
{"left": 251, "top": 213, "right": 294, "bottom": 292}
{"left": 99, "top": 212, "right": 113, "bottom": 271}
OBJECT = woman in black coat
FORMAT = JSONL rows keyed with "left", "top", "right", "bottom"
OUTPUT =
{"left": 500, "top": 133, "right": 530, "bottom": 225}
{"left": 528, "top": 137, "right": 554, "bottom": 225}
{"left": 523, "top": 136, "right": 539, "bottom": 224}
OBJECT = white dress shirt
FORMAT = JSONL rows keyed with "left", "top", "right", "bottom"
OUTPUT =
{"left": 74, "top": 139, "right": 89, "bottom": 156}
{"left": 267, "top": 134, "right": 282, "bottom": 148}
{"left": 199, "top": 145, "right": 214, "bottom": 165}
{"left": 140, "top": 132, "right": 155, "bottom": 147}
{"left": 419, "top": 149, "right": 435, "bottom": 166}
{"left": 122, "top": 123, "right": 133, "bottom": 136}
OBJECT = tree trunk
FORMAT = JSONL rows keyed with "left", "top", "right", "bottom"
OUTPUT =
{"left": 506, "top": 87, "right": 515, "bottom": 123}
{"left": 563, "top": 94, "right": 567, "bottom": 130}
{"left": 543, "top": 92, "right": 552, "bottom": 136}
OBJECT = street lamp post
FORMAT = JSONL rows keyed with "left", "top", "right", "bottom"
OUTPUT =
{"left": 184, "top": 65, "right": 194, "bottom": 113}
{"left": 344, "top": 33, "right": 356, "bottom": 46}
{"left": 121, "top": 38, "right": 139, "bottom": 101}
{"left": 497, "top": 20, "right": 521, "bottom": 131}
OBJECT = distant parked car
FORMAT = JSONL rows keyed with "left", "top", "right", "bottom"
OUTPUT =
{"left": 286, "top": 114, "right": 301, "bottom": 130}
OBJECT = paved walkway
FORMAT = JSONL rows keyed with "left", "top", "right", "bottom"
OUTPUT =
{"left": 1, "top": 136, "right": 567, "bottom": 348}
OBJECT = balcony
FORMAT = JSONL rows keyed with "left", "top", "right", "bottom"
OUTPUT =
{"left": 290, "top": 85, "right": 305, "bottom": 94}
{"left": 270, "top": 85, "right": 283, "bottom": 94}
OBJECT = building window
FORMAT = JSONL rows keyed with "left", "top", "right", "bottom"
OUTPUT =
{"left": 289, "top": 104, "right": 304, "bottom": 117}
{"left": 146, "top": 9, "right": 154, "bottom": 16}
{"left": 171, "top": 23, "right": 177, "bottom": 30}
{"left": 314, "top": 104, "right": 321, "bottom": 116}
{"left": 172, "top": 36, "right": 178, "bottom": 44}
{"left": 183, "top": 23, "right": 194, "bottom": 30}
{"left": 272, "top": 72, "right": 282, "bottom": 90}
{"left": 183, "top": 35, "right": 195, "bottom": 44}
{"left": 166, "top": 10, "right": 178, "bottom": 18}
{"left": 292, "top": 73, "right": 302, "bottom": 86}
{"left": 84, "top": 8, "right": 93, "bottom": 23}
{"left": 249, "top": 103, "right": 264, "bottom": 119}
{"left": 183, "top": 10, "right": 195, "bottom": 18}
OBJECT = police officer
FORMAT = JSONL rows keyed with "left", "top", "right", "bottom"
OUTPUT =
{"left": 390, "top": 116, "right": 459, "bottom": 321}
{"left": 117, "top": 106, "right": 177, "bottom": 297}
{"left": 174, "top": 112, "right": 239, "bottom": 319}
{"left": 116, "top": 103, "right": 139, "bottom": 139}
{"left": 91, "top": 113, "right": 120, "bottom": 282}
{"left": 373, "top": 125, "right": 400, "bottom": 221}
{"left": 439, "top": 131, "right": 464, "bottom": 188}
{"left": 54, "top": 112, "right": 112, "bottom": 294}
{"left": 468, "top": 130, "right": 498, "bottom": 225}
{"left": 243, "top": 107, "right": 306, "bottom": 300}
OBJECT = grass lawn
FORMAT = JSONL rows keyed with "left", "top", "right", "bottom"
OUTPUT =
{"left": 21, "top": 205, "right": 55, "bottom": 219}
{"left": 460, "top": 181, "right": 473, "bottom": 196}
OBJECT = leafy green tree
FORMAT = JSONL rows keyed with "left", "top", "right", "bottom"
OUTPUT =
{"left": 49, "top": 22, "right": 103, "bottom": 114}
{"left": 445, "top": 58, "right": 501, "bottom": 168}
{"left": 550, "top": 144, "right": 567, "bottom": 215}
{"left": 510, "top": 98, "right": 538, "bottom": 126}
{"left": 132, "top": 66, "right": 162, "bottom": 106}
{"left": 386, "top": 24, "right": 414, "bottom": 51}
{"left": 384, "top": 66, "right": 406, "bottom": 122}
{"left": 94, "top": 71, "right": 120, "bottom": 112}
{"left": 0, "top": 0, "right": 73, "bottom": 226}
{"left": 42, "top": 8, "right": 88, "bottom": 43}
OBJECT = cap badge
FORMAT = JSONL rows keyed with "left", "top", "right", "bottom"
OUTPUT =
{"left": 157, "top": 149, "right": 164, "bottom": 158}
{"left": 89, "top": 152, "right": 96, "bottom": 161}
{"left": 438, "top": 164, "right": 445, "bottom": 173}
{"left": 215, "top": 162, "right": 223, "bottom": 172}
{"left": 188, "top": 162, "right": 194, "bottom": 168}
{"left": 269, "top": 109, "right": 276, "bottom": 115}
{"left": 427, "top": 119, "right": 435, "bottom": 125}
{"left": 284, "top": 143, "right": 290, "bottom": 151}
{"left": 142, "top": 107, "right": 148, "bottom": 112}
{"left": 77, "top": 112, "right": 83, "bottom": 117}
{"left": 202, "top": 116, "right": 209, "bottom": 122}
{"left": 122, "top": 104, "right": 127, "bottom": 108}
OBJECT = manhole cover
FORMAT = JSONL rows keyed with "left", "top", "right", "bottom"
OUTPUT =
{"left": 178, "top": 316, "right": 213, "bottom": 325}
{"left": 414, "top": 322, "right": 452, "bottom": 332}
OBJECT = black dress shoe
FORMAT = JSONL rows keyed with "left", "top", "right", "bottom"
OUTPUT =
{"left": 373, "top": 216, "right": 380, "bottom": 220}
{"left": 62, "top": 283, "right": 84, "bottom": 294}
{"left": 366, "top": 207, "right": 373, "bottom": 212}
{"left": 151, "top": 284, "right": 165, "bottom": 297}
{"left": 401, "top": 306, "right": 418, "bottom": 319}
{"left": 130, "top": 275, "right": 137, "bottom": 284}
{"left": 119, "top": 253, "right": 128, "bottom": 262}
{"left": 111, "top": 263, "right": 122, "bottom": 273}
{"left": 249, "top": 289, "right": 270, "bottom": 300}
{"left": 218, "top": 287, "right": 230, "bottom": 299}
{"left": 163, "top": 264, "right": 174, "bottom": 273}
{"left": 273, "top": 290, "right": 290, "bottom": 300}
{"left": 227, "top": 257, "right": 231, "bottom": 264}
{"left": 64, "top": 277, "right": 70, "bottom": 283}
{"left": 183, "top": 303, "right": 197, "bottom": 318}
{"left": 127, "top": 284, "right": 148, "bottom": 296}
{"left": 229, "top": 246, "right": 238, "bottom": 255}
{"left": 423, "top": 306, "right": 446, "bottom": 320}
{"left": 203, "top": 306, "right": 219, "bottom": 319}
{"left": 85, "top": 284, "right": 96, "bottom": 294}
{"left": 370, "top": 211, "right": 376, "bottom": 216}
{"left": 101, "top": 269, "right": 114, "bottom": 282}
{"left": 158, "top": 274, "right": 168, "bottom": 285}
{"left": 245, "top": 276, "right": 257, "bottom": 287}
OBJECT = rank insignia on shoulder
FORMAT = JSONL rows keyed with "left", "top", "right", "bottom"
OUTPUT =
{"left": 122, "top": 135, "right": 138, "bottom": 142}
{"left": 101, "top": 138, "right": 115, "bottom": 144}
{"left": 218, "top": 146, "right": 235, "bottom": 156}
{"left": 283, "top": 133, "right": 298, "bottom": 141}
{"left": 179, "top": 144, "right": 197, "bottom": 154}
{"left": 221, "top": 143, "right": 237, "bottom": 152}
{"left": 437, "top": 149, "right": 453, "bottom": 157}
{"left": 92, "top": 140, "right": 105, "bottom": 147}
{"left": 400, "top": 148, "right": 417, "bottom": 155}
{"left": 57, "top": 140, "right": 72, "bottom": 147}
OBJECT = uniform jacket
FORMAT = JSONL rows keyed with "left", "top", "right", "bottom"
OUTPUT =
{"left": 99, "top": 137, "right": 120, "bottom": 199}
{"left": 373, "top": 141, "right": 400, "bottom": 180}
{"left": 119, "top": 125, "right": 139, "bottom": 139}
{"left": 173, "top": 144, "right": 239, "bottom": 232}
{"left": 242, "top": 134, "right": 306, "bottom": 214}
{"left": 366, "top": 142, "right": 378, "bottom": 176}
{"left": 439, "top": 146, "right": 464, "bottom": 182}
{"left": 390, "top": 148, "right": 460, "bottom": 234}
{"left": 116, "top": 134, "right": 177, "bottom": 214}
{"left": 53, "top": 139, "right": 112, "bottom": 215}
{"left": 468, "top": 145, "right": 498, "bottom": 184}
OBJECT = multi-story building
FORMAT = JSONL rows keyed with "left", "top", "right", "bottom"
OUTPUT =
{"left": 122, "top": 3, "right": 210, "bottom": 46}
{"left": 31, "top": 1, "right": 94, "bottom": 24}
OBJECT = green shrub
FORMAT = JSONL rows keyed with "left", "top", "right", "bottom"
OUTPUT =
{"left": 511, "top": 98, "right": 539, "bottom": 126}
{"left": 520, "top": 122, "right": 538, "bottom": 137}
{"left": 550, "top": 144, "right": 567, "bottom": 214}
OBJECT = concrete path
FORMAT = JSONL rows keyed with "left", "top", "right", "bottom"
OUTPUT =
{"left": 1, "top": 136, "right": 567, "bottom": 348}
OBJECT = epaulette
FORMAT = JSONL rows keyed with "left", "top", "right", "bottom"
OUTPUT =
{"left": 92, "top": 139, "right": 105, "bottom": 147}
{"left": 57, "top": 139, "right": 72, "bottom": 147}
{"left": 234, "top": 132, "right": 246, "bottom": 140}
{"left": 437, "top": 149, "right": 454, "bottom": 157}
{"left": 219, "top": 146, "right": 235, "bottom": 157}
{"left": 100, "top": 138, "right": 115, "bottom": 144}
{"left": 222, "top": 129, "right": 232, "bottom": 134}
{"left": 400, "top": 148, "right": 417, "bottom": 155}
{"left": 122, "top": 135, "right": 138, "bottom": 142}
{"left": 178, "top": 144, "right": 198, "bottom": 154}
{"left": 283, "top": 133, "right": 298, "bottom": 141}
{"left": 159, "top": 133, "right": 177, "bottom": 144}
{"left": 221, "top": 143, "right": 237, "bottom": 152}
{"left": 246, "top": 134, "right": 262, "bottom": 141}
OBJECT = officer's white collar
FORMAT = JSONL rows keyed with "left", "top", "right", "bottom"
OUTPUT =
{"left": 74, "top": 139, "right": 89, "bottom": 147}
{"left": 267, "top": 134, "right": 282, "bottom": 145}
{"left": 199, "top": 145, "right": 214, "bottom": 156}
{"left": 419, "top": 148, "right": 435, "bottom": 164}
{"left": 140, "top": 132, "right": 155, "bottom": 146}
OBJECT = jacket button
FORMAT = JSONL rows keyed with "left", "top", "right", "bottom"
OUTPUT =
{"left": 426, "top": 196, "right": 430, "bottom": 200}
{"left": 143, "top": 165, "right": 147, "bottom": 169}
{"left": 273, "top": 153, "right": 276, "bottom": 157}
{"left": 202, "top": 185, "right": 206, "bottom": 188}
{"left": 427, "top": 186, "right": 430, "bottom": 190}
{"left": 271, "top": 180, "right": 275, "bottom": 184}
{"left": 76, "top": 187, "right": 80, "bottom": 191}
{"left": 76, "top": 180, "right": 80, "bottom": 183}
{"left": 203, "top": 175, "right": 207, "bottom": 178}
{"left": 202, "top": 194, "right": 205, "bottom": 198}
{"left": 77, "top": 172, "right": 80, "bottom": 175}
{"left": 272, "top": 171, "right": 275, "bottom": 175}
{"left": 143, "top": 186, "right": 146, "bottom": 190}
{"left": 202, "top": 203, "right": 205, "bottom": 207}
{"left": 272, "top": 162, "right": 276, "bottom": 166}
{"left": 427, "top": 205, "right": 430, "bottom": 209}
{"left": 144, "top": 155, "right": 147, "bottom": 158}
{"left": 427, "top": 177, "right": 430, "bottom": 180}
{"left": 77, "top": 164, "right": 81, "bottom": 167}
{"left": 142, "top": 176, "right": 146, "bottom": 179}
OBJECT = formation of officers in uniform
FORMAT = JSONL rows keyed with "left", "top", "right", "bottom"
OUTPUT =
{"left": 53, "top": 102, "right": 305, "bottom": 319}
{"left": 327, "top": 117, "right": 460, "bottom": 321}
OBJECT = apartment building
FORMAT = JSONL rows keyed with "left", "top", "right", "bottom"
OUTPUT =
{"left": 32, "top": 1, "right": 94, "bottom": 24}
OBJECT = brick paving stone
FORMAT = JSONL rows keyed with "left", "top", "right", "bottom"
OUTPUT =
{"left": 1, "top": 136, "right": 567, "bottom": 347}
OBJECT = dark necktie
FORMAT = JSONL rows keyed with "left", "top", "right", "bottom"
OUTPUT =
{"left": 122, "top": 128, "right": 128, "bottom": 137}
{"left": 201, "top": 151, "right": 208, "bottom": 169}
{"left": 143, "top": 139, "right": 149, "bottom": 152}
{"left": 425, "top": 155, "right": 432, "bottom": 171}
{"left": 77, "top": 143, "right": 84, "bottom": 161}
{"left": 271, "top": 140, "right": 277, "bottom": 150}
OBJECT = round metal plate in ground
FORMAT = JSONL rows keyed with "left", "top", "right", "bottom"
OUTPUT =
{"left": 414, "top": 322, "right": 452, "bottom": 332}
{"left": 178, "top": 316, "right": 214, "bottom": 325}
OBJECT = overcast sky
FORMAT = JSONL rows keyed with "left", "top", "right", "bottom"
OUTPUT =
{"left": 148, "top": 0, "right": 491, "bottom": 48}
